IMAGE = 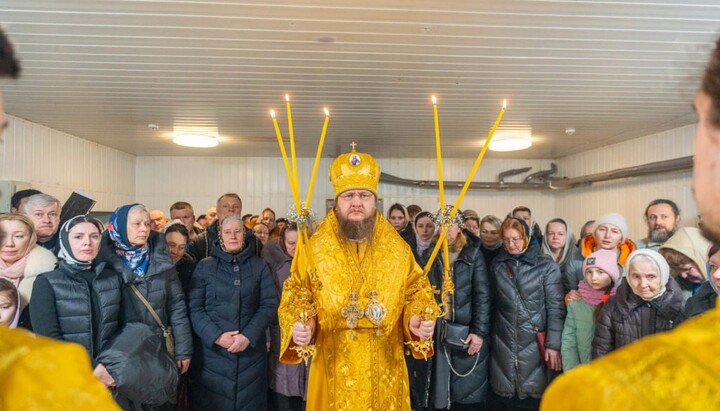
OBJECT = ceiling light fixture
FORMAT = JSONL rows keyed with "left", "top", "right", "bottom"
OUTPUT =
{"left": 488, "top": 132, "right": 532, "bottom": 152}
{"left": 173, "top": 133, "right": 219, "bottom": 148}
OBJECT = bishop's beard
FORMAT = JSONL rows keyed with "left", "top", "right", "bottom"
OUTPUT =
{"left": 336, "top": 210, "right": 376, "bottom": 241}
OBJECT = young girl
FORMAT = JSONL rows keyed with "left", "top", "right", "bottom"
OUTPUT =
{"left": 0, "top": 278, "right": 20, "bottom": 328}
{"left": 561, "top": 249, "right": 620, "bottom": 370}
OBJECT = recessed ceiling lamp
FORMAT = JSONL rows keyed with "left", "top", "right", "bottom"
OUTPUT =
{"left": 173, "top": 133, "right": 219, "bottom": 148}
{"left": 488, "top": 131, "right": 532, "bottom": 152}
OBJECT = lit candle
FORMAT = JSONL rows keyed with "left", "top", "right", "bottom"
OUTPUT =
{"left": 305, "top": 108, "right": 330, "bottom": 206}
{"left": 286, "top": 94, "right": 299, "bottom": 189}
{"left": 423, "top": 100, "right": 507, "bottom": 274}
{"left": 432, "top": 95, "right": 445, "bottom": 209}
{"left": 271, "top": 109, "right": 301, "bottom": 211}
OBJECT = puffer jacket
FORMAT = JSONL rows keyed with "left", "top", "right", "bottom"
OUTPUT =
{"left": 189, "top": 239, "right": 279, "bottom": 411}
{"left": 592, "top": 278, "right": 686, "bottom": 359}
{"left": 97, "top": 230, "right": 193, "bottom": 361}
{"left": 430, "top": 231, "right": 491, "bottom": 408}
{"left": 488, "top": 244, "right": 565, "bottom": 400}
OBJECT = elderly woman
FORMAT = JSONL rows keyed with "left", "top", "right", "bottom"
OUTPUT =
{"left": 97, "top": 203, "right": 192, "bottom": 409}
{"left": 592, "top": 249, "right": 686, "bottom": 359}
{"left": 489, "top": 217, "right": 564, "bottom": 410}
{"left": 262, "top": 223, "right": 308, "bottom": 410}
{"left": 659, "top": 227, "right": 711, "bottom": 299}
{"left": 566, "top": 213, "right": 636, "bottom": 298}
{"left": 429, "top": 220, "right": 491, "bottom": 410}
{"left": 0, "top": 214, "right": 57, "bottom": 329}
{"left": 189, "top": 215, "right": 278, "bottom": 410}
{"left": 686, "top": 244, "right": 720, "bottom": 317}
{"left": 479, "top": 215, "right": 503, "bottom": 267}
{"left": 29, "top": 215, "right": 125, "bottom": 389}
{"left": 541, "top": 218, "right": 580, "bottom": 294}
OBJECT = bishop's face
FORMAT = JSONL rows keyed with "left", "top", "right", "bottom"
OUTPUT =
{"left": 335, "top": 190, "right": 377, "bottom": 222}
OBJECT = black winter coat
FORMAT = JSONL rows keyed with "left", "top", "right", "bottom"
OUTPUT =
{"left": 488, "top": 244, "right": 565, "bottom": 400}
{"left": 97, "top": 230, "right": 193, "bottom": 361}
{"left": 592, "top": 278, "right": 686, "bottom": 359}
{"left": 30, "top": 260, "right": 124, "bottom": 363}
{"left": 188, "top": 240, "right": 279, "bottom": 411}
{"left": 430, "top": 232, "right": 491, "bottom": 408}
{"left": 685, "top": 281, "right": 717, "bottom": 318}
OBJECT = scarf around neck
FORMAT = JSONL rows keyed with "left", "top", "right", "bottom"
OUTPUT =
{"left": 578, "top": 280, "right": 616, "bottom": 306}
{"left": 108, "top": 204, "right": 150, "bottom": 277}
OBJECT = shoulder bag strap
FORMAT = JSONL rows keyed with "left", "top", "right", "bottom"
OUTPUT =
{"left": 130, "top": 283, "right": 168, "bottom": 332}
{"left": 504, "top": 260, "right": 540, "bottom": 332}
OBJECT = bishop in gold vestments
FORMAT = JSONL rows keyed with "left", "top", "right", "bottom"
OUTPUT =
{"left": 278, "top": 148, "right": 437, "bottom": 411}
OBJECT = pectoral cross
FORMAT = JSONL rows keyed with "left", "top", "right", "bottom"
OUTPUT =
{"left": 341, "top": 291, "right": 364, "bottom": 339}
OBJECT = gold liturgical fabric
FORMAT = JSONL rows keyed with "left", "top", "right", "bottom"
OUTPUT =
{"left": 278, "top": 211, "right": 437, "bottom": 411}
{"left": 541, "top": 299, "right": 720, "bottom": 411}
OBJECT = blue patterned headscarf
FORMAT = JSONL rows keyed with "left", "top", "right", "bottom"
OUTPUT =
{"left": 108, "top": 204, "right": 150, "bottom": 277}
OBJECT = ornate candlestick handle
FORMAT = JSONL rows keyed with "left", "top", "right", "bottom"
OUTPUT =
{"left": 289, "top": 287, "right": 318, "bottom": 366}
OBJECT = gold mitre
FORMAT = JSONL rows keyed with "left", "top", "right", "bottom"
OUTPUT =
{"left": 329, "top": 143, "right": 380, "bottom": 198}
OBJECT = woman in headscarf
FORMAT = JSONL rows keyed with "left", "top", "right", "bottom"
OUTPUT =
{"left": 541, "top": 218, "right": 580, "bottom": 294}
{"left": 489, "top": 217, "right": 565, "bottom": 411}
{"left": 262, "top": 223, "right": 308, "bottom": 410}
{"left": 30, "top": 215, "right": 126, "bottom": 389}
{"left": 188, "top": 214, "right": 278, "bottom": 411}
{"left": 429, "top": 217, "right": 491, "bottom": 410}
{"left": 659, "top": 227, "right": 711, "bottom": 299}
{"left": 387, "top": 203, "right": 413, "bottom": 239}
{"left": 592, "top": 249, "right": 686, "bottom": 359}
{"left": 0, "top": 214, "right": 57, "bottom": 329}
{"left": 405, "top": 211, "right": 436, "bottom": 262}
{"left": 97, "top": 203, "right": 192, "bottom": 410}
{"left": 686, "top": 244, "right": 720, "bottom": 317}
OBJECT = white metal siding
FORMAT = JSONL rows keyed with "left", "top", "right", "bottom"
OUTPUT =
{"left": 0, "top": 114, "right": 136, "bottom": 211}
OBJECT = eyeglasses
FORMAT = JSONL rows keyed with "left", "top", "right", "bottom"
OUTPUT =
{"left": 503, "top": 237, "right": 524, "bottom": 244}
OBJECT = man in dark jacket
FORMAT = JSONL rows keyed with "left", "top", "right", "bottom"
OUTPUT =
{"left": 188, "top": 192, "right": 246, "bottom": 260}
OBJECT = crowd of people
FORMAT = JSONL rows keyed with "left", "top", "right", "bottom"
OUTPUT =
{"left": 2, "top": 26, "right": 720, "bottom": 411}
{"left": 2, "top": 180, "right": 717, "bottom": 411}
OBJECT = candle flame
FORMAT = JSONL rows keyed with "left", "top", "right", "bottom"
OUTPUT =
{"left": 432, "top": 95, "right": 437, "bottom": 105}
{"left": 285, "top": 94, "right": 290, "bottom": 102}
{"left": 502, "top": 99, "right": 507, "bottom": 109}
{"left": 324, "top": 107, "right": 330, "bottom": 117}
{"left": 270, "top": 110, "right": 276, "bottom": 119}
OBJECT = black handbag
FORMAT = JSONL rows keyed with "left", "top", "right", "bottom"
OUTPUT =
{"left": 440, "top": 319, "right": 470, "bottom": 351}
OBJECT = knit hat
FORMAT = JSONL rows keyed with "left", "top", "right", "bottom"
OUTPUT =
{"left": 625, "top": 249, "right": 671, "bottom": 300}
{"left": 583, "top": 249, "right": 621, "bottom": 285}
{"left": 329, "top": 146, "right": 380, "bottom": 199}
{"left": 593, "top": 213, "right": 628, "bottom": 241}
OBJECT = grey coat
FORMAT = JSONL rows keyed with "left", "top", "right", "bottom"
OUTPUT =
{"left": 488, "top": 244, "right": 565, "bottom": 400}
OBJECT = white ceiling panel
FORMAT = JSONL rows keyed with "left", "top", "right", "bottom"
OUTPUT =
{"left": 0, "top": 0, "right": 717, "bottom": 159}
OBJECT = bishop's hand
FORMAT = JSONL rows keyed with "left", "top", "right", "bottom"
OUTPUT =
{"left": 409, "top": 315, "right": 434, "bottom": 340}
{"left": 292, "top": 319, "right": 315, "bottom": 346}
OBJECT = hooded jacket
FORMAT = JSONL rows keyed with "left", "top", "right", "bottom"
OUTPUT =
{"left": 659, "top": 227, "right": 711, "bottom": 299}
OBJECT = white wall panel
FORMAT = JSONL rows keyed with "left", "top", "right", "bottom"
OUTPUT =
{"left": 0, "top": 114, "right": 136, "bottom": 211}
{"left": 136, "top": 155, "right": 557, "bottom": 227}
{"left": 555, "top": 124, "right": 696, "bottom": 241}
